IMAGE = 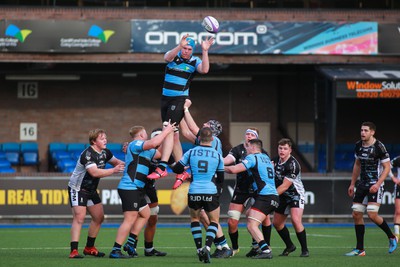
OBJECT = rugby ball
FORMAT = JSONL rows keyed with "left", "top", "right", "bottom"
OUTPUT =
{"left": 202, "top": 16, "right": 219, "bottom": 34}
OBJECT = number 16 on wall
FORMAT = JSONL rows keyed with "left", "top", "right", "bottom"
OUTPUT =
{"left": 20, "top": 123, "right": 37, "bottom": 141}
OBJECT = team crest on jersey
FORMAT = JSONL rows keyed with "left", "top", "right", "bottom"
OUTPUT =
{"left": 85, "top": 151, "right": 91, "bottom": 160}
{"left": 171, "top": 105, "right": 176, "bottom": 111}
{"left": 135, "top": 140, "right": 144, "bottom": 148}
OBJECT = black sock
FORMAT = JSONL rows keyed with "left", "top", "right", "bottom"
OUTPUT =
{"left": 145, "top": 241, "right": 153, "bottom": 249}
{"left": 296, "top": 229, "right": 308, "bottom": 252}
{"left": 277, "top": 226, "right": 294, "bottom": 248}
{"left": 70, "top": 241, "right": 78, "bottom": 252}
{"left": 355, "top": 224, "right": 365, "bottom": 250}
{"left": 86, "top": 236, "right": 95, "bottom": 247}
{"left": 378, "top": 220, "right": 395, "bottom": 239}
{"left": 229, "top": 231, "right": 239, "bottom": 250}
{"left": 262, "top": 225, "right": 272, "bottom": 246}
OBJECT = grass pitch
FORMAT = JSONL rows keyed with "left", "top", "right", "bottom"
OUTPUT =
{"left": 0, "top": 224, "right": 398, "bottom": 267}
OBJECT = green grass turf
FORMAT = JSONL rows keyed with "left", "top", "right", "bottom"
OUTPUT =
{"left": 0, "top": 225, "right": 398, "bottom": 267}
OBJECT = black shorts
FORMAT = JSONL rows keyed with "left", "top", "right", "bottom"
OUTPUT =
{"left": 353, "top": 183, "right": 384, "bottom": 204}
{"left": 68, "top": 186, "right": 101, "bottom": 207}
{"left": 251, "top": 194, "right": 279, "bottom": 216}
{"left": 188, "top": 193, "right": 220, "bottom": 212}
{"left": 118, "top": 189, "right": 148, "bottom": 212}
{"left": 161, "top": 96, "right": 187, "bottom": 124}
{"left": 231, "top": 191, "right": 255, "bottom": 205}
{"left": 144, "top": 185, "right": 158, "bottom": 204}
{"left": 275, "top": 195, "right": 305, "bottom": 215}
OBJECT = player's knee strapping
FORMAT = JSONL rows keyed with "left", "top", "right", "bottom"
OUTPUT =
{"left": 150, "top": 206, "right": 159, "bottom": 216}
{"left": 351, "top": 203, "right": 366, "bottom": 213}
{"left": 227, "top": 210, "right": 241, "bottom": 221}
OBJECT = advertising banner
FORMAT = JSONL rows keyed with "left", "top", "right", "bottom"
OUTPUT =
{"left": 336, "top": 79, "right": 400, "bottom": 98}
{"left": 0, "top": 176, "right": 396, "bottom": 218}
{"left": 131, "top": 20, "right": 378, "bottom": 55}
{"left": 378, "top": 23, "right": 400, "bottom": 54}
{"left": 0, "top": 20, "right": 131, "bottom": 53}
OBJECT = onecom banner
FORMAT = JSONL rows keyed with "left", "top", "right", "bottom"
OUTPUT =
{"left": 131, "top": 20, "right": 378, "bottom": 55}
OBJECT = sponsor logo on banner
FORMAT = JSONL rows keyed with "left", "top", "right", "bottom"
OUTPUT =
{"left": 60, "top": 24, "right": 115, "bottom": 48}
{"left": 0, "top": 24, "right": 32, "bottom": 47}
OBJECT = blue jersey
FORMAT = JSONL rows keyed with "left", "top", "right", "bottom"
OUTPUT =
{"left": 242, "top": 153, "right": 278, "bottom": 196}
{"left": 162, "top": 53, "right": 202, "bottom": 97}
{"left": 118, "top": 139, "right": 157, "bottom": 190}
{"left": 179, "top": 145, "right": 224, "bottom": 194}
{"left": 195, "top": 134, "right": 222, "bottom": 156}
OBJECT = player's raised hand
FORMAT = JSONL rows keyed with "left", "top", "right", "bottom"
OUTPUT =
{"left": 180, "top": 34, "right": 190, "bottom": 48}
{"left": 201, "top": 36, "right": 215, "bottom": 51}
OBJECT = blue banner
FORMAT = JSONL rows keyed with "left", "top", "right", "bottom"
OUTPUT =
{"left": 131, "top": 20, "right": 378, "bottom": 55}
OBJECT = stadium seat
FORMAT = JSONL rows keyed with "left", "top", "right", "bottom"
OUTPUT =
{"left": 5, "top": 152, "right": 20, "bottom": 166}
{"left": 67, "top": 143, "right": 86, "bottom": 153}
{"left": 71, "top": 150, "right": 82, "bottom": 161}
{"left": 0, "top": 159, "right": 16, "bottom": 173}
{"left": 57, "top": 158, "right": 76, "bottom": 172}
{"left": 2, "top": 142, "right": 20, "bottom": 152}
{"left": 48, "top": 142, "right": 68, "bottom": 171}
{"left": 107, "top": 143, "right": 123, "bottom": 153}
{"left": 49, "top": 142, "right": 67, "bottom": 153}
{"left": 113, "top": 151, "right": 125, "bottom": 161}
{"left": 105, "top": 163, "right": 114, "bottom": 169}
{"left": 0, "top": 151, "right": 6, "bottom": 160}
{"left": 20, "top": 142, "right": 40, "bottom": 169}
{"left": 20, "top": 142, "right": 38, "bottom": 153}
{"left": 22, "top": 152, "right": 40, "bottom": 171}
{"left": 2, "top": 142, "right": 21, "bottom": 166}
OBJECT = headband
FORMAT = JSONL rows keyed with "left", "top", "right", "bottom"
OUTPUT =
{"left": 246, "top": 129, "right": 259, "bottom": 138}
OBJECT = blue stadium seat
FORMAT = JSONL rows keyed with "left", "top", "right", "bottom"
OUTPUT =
{"left": 105, "top": 163, "right": 114, "bottom": 169}
{"left": 5, "top": 152, "right": 20, "bottom": 166}
{"left": 71, "top": 151, "right": 82, "bottom": 161}
{"left": 20, "top": 142, "right": 39, "bottom": 169}
{"left": 57, "top": 158, "right": 76, "bottom": 172}
{"left": 0, "top": 151, "right": 6, "bottom": 160}
{"left": 0, "top": 159, "right": 16, "bottom": 173}
{"left": 67, "top": 143, "right": 86, "bottom": 153}
{"left": 20, "top": 142, "right": 38, "bottom": 153}
{"left": 53, "top": 151, "right": 74, "bottom": 171}
{"left": 113, "top": 151, "right": 125, "bottom": 161}
{"left": 107, "top": 143, "right": 123, "bottom": 152}
{"left": 22, "top": 152, "right": 40, "bottom": 171}
{"left": 49, "top": 142, "right": 67, "bottom": 153}
{"left": 48, "top": 142, "right": 68, "bottom": 171}
{"left": 2, "top": 142, "right": 20, "bottom": 152}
